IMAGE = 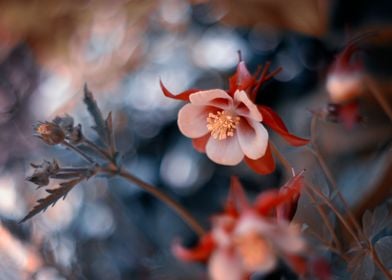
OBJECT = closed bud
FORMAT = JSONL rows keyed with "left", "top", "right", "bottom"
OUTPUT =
{"left": 27, "top": 160, "right": 59, "bottom": 187}
{"left": 34, "top": 122, "right": 65, "bottom": 145}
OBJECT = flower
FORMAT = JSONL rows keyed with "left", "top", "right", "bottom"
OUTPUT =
{"left": 325, "top": 35, "right": 373, "bottom": 129}
{"left": 161, "top": 58, "right": 309, "bottom": 174}
{"left": 173, "top": 173, "right": 309, "bottom": 279}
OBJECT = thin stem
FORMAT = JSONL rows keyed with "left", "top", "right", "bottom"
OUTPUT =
{"left": 309, "top": 117, "right": 364, "bottom": 238}
{"left": 306, "top": 229, "right": 348, "bottom": 262}
{"left": 270, "top": 142, "right": 343, "bottom": 250}
{"left": 83, "top": 138, "right": 113, "bottom": 161}
{"left": 370, "top": 246, "right": 392, "bottom": 280}
{"left": 306, "top": 183, "right": 362, "bottom": 247}
{"left": 270, "top": 142, "right": 292, "bottom": 177}
{"left": 366, "top": 76, "right": 392, "bottom": 123}
{"left": 304, "top": 187, "right": 342, "bottom": 252}
{"left": 61, "top": 141, "right": 95, "bottom": 164}
{"left": 104, "top": 167, "right": 206, "bottom": 237}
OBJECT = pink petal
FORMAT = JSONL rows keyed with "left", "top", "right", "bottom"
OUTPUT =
{"left": 266, "top": 223, "right": 306, "bottom": 254}
{"left": 237, "top": 119, "right": 268, "bottom": 160}
{"left": 206, "top": 135, "right": 244, "bottom": 166}
{"left": 178, "top": 104, "right": 211, "bottom": 138}
{"left": 209, "top": 250, "right": 244, "bottom": 280}
{"left": 234, "top": 90, "right": 262, "bottom": 121}
{"left": 189, "top": 89, "right": 233, "bottom": 109}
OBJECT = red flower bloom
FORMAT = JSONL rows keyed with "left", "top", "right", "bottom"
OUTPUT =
{"left": 325, "top": 34, "right": 373, "bottom": 128}
{"left": 173, "top": 173, "right": 309, "bottom": 279}
{"left": 161, "top": 58, "right": 309, "bottom": 174}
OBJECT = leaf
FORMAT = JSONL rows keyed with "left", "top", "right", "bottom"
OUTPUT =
{"left": 83, "top": 84, "right": 109, "bottom": 145}
{"left": 375, "top": 236, "right": 392, "bottom": 269}
{"left": 105, "top": 111, "right": 115, "bottom": 155}
{"left": 20, "top": 178, "right": 81, "bottom": 223}
{"left": 362, "top": 204, "right": 390, "bottom": 240}
{"left": 348, "top": 248, "right": 375, "bottom": 280}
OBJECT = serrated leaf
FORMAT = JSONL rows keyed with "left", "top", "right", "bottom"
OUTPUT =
{"left": 83, "top": 84, "right": 108, "bottom": 144}
{"left": 20, "top": 178, "right": 81, "bottom": 223}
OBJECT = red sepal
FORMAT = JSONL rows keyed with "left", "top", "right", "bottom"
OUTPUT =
{"left": 224, "top": 177, "right": 250, "bottom": 217}
{"left": 258, "top": 105, "right": 309, "bottom": 146}
{"left": 192, "top": 134, "right": 209, "bottom": 153}
{"left": 172, "top": 233, "right": 215, "bottom": 262}
{"left": 339, "top": 101, "right": 360, "bottom": 129}
{"left": 228, "top": 61, "right": 255, "bottom": 96}
{"left": 285, "top": 255, "right": 308, "bottom": 276}
{"left": 244, "top": 143, "right": 275, "bottom": 175}
{"left": 255, "top": 172, "right": 303, "bottom": 216}
{"left": 276, "top": 171, "right": 304, "bottom": 221}
{"left": 160, "top": 80, "right": 200, "bottom": 101}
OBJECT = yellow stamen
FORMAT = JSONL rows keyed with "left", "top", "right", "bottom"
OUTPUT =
{"left": 206, "top": 111, "right": 240, "bottom": 140}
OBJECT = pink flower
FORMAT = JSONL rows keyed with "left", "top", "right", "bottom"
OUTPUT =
{"left": 173, "top": 174, "right": 310, "bottom": 279}
{"left": 161, "top": 59, "right": 309, "bottom": 174}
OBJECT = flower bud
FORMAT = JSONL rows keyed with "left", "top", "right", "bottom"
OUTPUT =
{"left": 34, "top": 122, "right": 65, "bottom": 145}
{"left": 27, "top": 160, "right": 59, "bottom": 187}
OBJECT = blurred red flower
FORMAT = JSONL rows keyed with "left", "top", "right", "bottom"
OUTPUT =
{"left": 173, "top": 173, "right": 308, "bottom": 279}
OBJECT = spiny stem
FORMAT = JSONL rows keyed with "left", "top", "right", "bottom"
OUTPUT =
{"left": 103, "top": 167, "right": 206, "bottom": 237}
{"left": 309, "top": 117, "right": 364, "bottom": 238}
{"left": 61, "top": 141, "right": 95, "bottom": 164}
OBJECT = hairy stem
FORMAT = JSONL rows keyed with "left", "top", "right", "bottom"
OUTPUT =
{"left": 103, "top": 167, "right": 206, "bottom": 237}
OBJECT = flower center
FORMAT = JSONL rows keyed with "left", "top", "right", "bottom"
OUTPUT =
{"left": 234, "top": 231, "right": 273, "bottom": 270}
{"left": 206, "top": 110, "right": 240, "bottom": 140}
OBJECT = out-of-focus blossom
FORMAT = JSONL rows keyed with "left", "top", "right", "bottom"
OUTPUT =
{"left": 173, "top": 174, "right": 310, "bottom": 279}
{"left": 325, "top": 35, "right": 371, "bottom": 128}
{"left": 326, "top": 37, "right": 365, "bottom": 104}
{"left": 161, "top": 58, "right": 308, "bottom": 174}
